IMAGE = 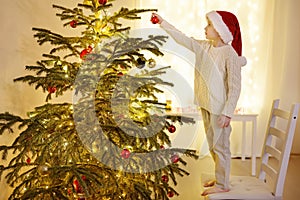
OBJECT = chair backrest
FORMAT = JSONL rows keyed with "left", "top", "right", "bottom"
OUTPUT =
{"left": 258, "top": 99, "right": 299, "bottom": 197}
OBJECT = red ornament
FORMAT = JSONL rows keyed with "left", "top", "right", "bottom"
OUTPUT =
{"left": 80, "top": 46, "right": 93, "bottom": 60}
{"left": 98, "top": 0, "right": 107, "bottom": 5}
{"left": 167, "top": 191, "right": 174, "bottom": 198}
{"left": 117, "top": 72, "right": 123, "bottom": 76}
{"left": 168, "top": 125, "right": 176, "bottom": 133}
{"left": 67, "top": 188, "right": 72, "bottom": 195}
{"left": 160, "top": 145, "right": 165, "bottom": 149}
{"left": 151, "top": 15, "right": 159, "bottom": 24}
{"left": 73, "top": 179, "right": 83, "bottom": 193}
{"left": 121, "top": 148, "right": 131, "bottom": 159}
{"left": 26, "top": 157, "right": 31, "bottom": 164}
{"left": 171, "top": 154, "right": 180, "bottom": 163}
{"left": 119, "top": 64, "right": 125, "bottom": 69}
{"left": 161, "top": 175, "right": 169, "bottom": 183}
{"left": 80, "top": 49, "right": 89, "bottom": 60}
{"left": 47, "top": 86, "right": 56, "bottom": 94}
{"left": 70, "top": 20, "right": 77, "bottom": 28}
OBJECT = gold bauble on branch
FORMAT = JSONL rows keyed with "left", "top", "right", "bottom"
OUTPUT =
{"left": 37, "top": 163, "right": 51, "bottom": 176}
{"left": 147, "top": 58, "right": 156, "bottom": 68}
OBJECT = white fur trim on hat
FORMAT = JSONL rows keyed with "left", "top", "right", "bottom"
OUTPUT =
{"left": 206, "top": 11, "right": 233, "bottom": 44}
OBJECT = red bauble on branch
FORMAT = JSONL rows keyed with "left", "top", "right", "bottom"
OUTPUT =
{"left": 168, "top": 125, "right": 176, "bottom": 133}
{"left": 161, "top": 175, "right": 169, "bottom": 183}
{"left": 121, "top": 148, "right": 131, "bottom": 159}
{"left": 47, "top": 86, "right": 56, "bottom": 94}
{"left": 70, "top": 20, "right": 77, "bottom": 28}
{"left": 98, "top": 0, "right": 107, "bottom": 5}
{"left": 73, "top": 175, "right": 87, "bottom": 194}
{"left": 26, "top": 157, "right": 31, "bottom": 164}
{"left": 80, "top": 49, "right": 88, "bottom": 60}
{"left": 151, "top": 15, "right": 159, "bottom": 24}
{"left": 81, "top": 175, "right": 86, "bottom": 181}
{"left": 73, "top": 179, "right": 83, "bottom": 193}
{"left": 80, "top": 46, "right": 93, "bottom": 60}
{"left": 171, "top": 154, "right": 180, "bottom": 163}
{"left": 167, "top": 191, "right": 174, "bottom": 198}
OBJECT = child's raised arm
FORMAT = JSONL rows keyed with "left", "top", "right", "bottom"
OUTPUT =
{"left": 151, "top": 13, "right": 203, "bottom": 53}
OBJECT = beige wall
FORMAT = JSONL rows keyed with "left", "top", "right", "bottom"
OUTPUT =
{"left": 267, "top": 0, "right": 300, "bottom": 153}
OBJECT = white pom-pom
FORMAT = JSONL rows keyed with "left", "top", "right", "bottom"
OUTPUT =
{"left": 239, "top": 56, "right": 247, "bottom": 66}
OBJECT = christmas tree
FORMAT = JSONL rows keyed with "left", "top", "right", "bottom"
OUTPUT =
{"left": 0, "top": 0, "right": 198, "bottom": 199}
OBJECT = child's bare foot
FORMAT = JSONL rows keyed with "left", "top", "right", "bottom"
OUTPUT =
{"left": 201, "top": 186, "right": 230, "bottom": 196}
{"left": 203, "top": 179, "right": 216, "bottom": 187}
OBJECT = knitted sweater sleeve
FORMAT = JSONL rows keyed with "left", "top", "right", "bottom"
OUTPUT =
{"left": 160, "top": 20, "right": 203, "bottom": 52}
{"left": 222, "top": 50, "right": 242, "bottom": 118}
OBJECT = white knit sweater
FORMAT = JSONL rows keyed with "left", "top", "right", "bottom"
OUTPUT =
{"left": 160, "top": 20, "right": 242, "bottom": 117}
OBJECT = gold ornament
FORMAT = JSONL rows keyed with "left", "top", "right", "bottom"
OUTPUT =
{"left": 83, "top": 0, "right": 92, "bottom": 5}
{"left": 95, "top": 20, "right": 102, "bottom": 32}
{"left": 147, "top": 58, "right": 156, "bottom": 68}
{"left": 37, "top": 163, "right": 51, "bottom": 176}
{"left": 166, "top": 100, "right": 172, "bottom": 111}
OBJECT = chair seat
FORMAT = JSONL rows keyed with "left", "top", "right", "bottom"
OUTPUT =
{"left": 202, "top": 173, "right": 275, "bottom": 200}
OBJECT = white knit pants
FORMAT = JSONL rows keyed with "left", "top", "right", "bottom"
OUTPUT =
{"left": 201, "top": 109, "right": 232, "bottom": 190}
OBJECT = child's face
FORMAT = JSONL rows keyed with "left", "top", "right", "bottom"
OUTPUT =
{"left": 204, "top": 19, "right": 220, "bottom": 41}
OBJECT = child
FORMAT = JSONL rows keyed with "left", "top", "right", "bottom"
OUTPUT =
{"left": 151, "top": 11, "right": 247, "bottom": 195}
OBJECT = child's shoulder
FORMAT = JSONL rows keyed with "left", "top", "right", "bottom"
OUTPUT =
{"left": 226, "top": 45, "right": 239, "bottom": 58}
{"left": 215, "top": 44, "right": 239, "bottom": 58}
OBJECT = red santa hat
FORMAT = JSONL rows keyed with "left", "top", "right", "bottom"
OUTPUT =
{"left": 206, "top": 11, "right": 247, "bottom": 66}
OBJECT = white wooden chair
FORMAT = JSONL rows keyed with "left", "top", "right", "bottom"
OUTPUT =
{"left": 202, "top": 99, "right": 300, "bottom": 200}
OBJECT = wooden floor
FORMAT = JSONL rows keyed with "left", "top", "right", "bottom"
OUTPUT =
{"left": 171, "top": 155, "right": 300, "bottom": 200}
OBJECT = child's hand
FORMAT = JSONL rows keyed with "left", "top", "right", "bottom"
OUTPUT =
{"left": 217, "top": 115, "right": 231, "bottom": 128}
{"left": 151, "top": 13, "right": 163, "bottom": 24}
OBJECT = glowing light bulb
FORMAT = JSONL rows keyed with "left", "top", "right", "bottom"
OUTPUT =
{"left": 63, "top": 65, "right": 68, "bottom": 72}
